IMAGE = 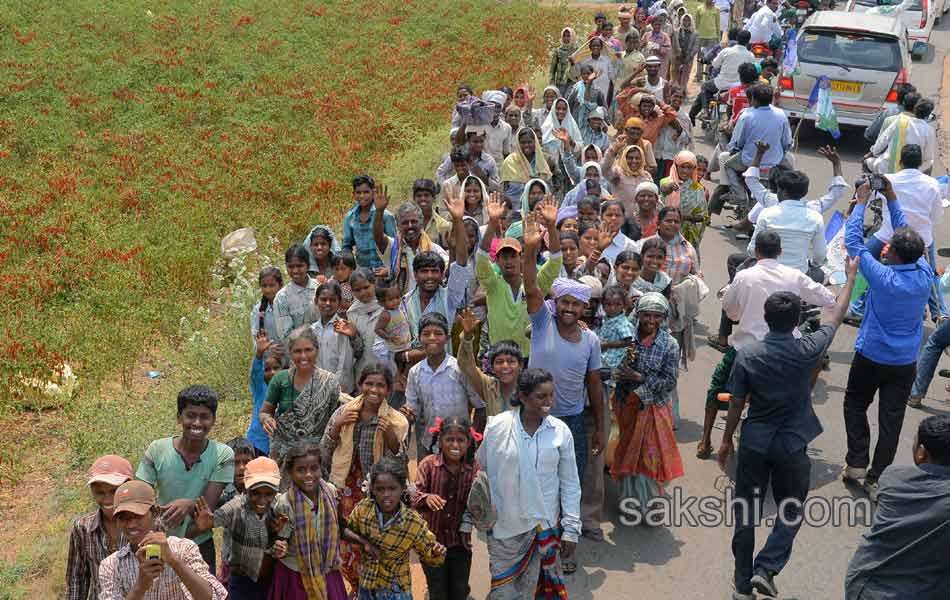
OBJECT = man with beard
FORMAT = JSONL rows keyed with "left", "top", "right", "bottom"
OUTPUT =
{"left": 373, "top": 188, "right": 449, "bottom": 296}
{"left": 524, "top": 210, "right": 604, "bottom": 574}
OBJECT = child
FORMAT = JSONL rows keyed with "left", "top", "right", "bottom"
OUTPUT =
{"left": 341, "top": 174, "right": 397, "bottom": 269}
{"left": 272, "top": 443, "right": 359, "bottom": 600}
{"left": 612, "top": 249, "right": 644, "bottom": 309}
{"left": 332, "top": 254, "right": 357, "bottom": 313}
{"left": 403, "top": 313, "right": 486, "bottom": 457}
{"left": 632, "top": 237, "right": 672, "bottom": 297}
{"left": 348, "top": 457, "right": 447, "bottom": 600}
{"left": 251, "top": 267, "right": 282, "bottom": 346}
{"left": 310, "top": 281, "right": 363, "bottom": 394}
{"left": 215, "top": 437, "right": 257, "bottom": 584}
{"left": 304, "top": 224, "right": 338, "bottom": 282}
{"left": 248, "top": 336, "right": 284, "bottom": 457}
{"left": 347, "top": 267, "right": 384, "bottom": 376}
{"left": 456, "top": 308, "right": 523, "bottom": 417}
{"left": 274, "top": 245, "right": 318, "bottom": 340}
{"left": 577, "top": 195, "right": 601, "bottom": 223}
{"left": 65, "top": 454, "right": 134, "bottom": 600}
{"left": 373, "top": 279, "right": 412, "bottom": 367}
{"left": 193, "top": 457, "right": 288, "bottom": 599}
{"left": 413, "top": 417, "right": 481, "bottom": 600}
{"left": 599, "top": 285, "right": 636, "bottom": 378}
{"left": 136, "top": 385, "right": 235, "bottom": 571}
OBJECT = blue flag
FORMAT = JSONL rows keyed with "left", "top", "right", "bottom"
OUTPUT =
{"left": 808, "top": 76, "right": 840, "bottom": 140}
{"left": 782, "top": 29, "right": 798, "bottom": 76}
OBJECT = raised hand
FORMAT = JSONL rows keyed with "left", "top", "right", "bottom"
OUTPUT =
{"left": 754, "top": 140, "right": 770, "bottom": 155}
{"left": 552, "top": 128, "right": 570, "bottom": 143}
{"left": 255, "top": 331, "right": 273, "bottom": 358}
{"left": 486, "top": 191, "right": 507, "bottom": 222}
{"left": 817, "top": 145, "right": 839, "bottom": 164}
{"left": 192, "top": 497, "right": 214, "bottom": 532}
{"left": 445, "top": 190, "right": 465, "bottom": 221}
{"left": 373, "top": 184, "right": 390, "bottom": 211}
{"left": 523, "top": 212, "right": 544, "bottom": 249}
{"left": 458, "top": 308, "right": 479, "bottom": 340}
{"left": 538, "top": 195, "right": 558, "bottom": 227}
{"left": 597, "top": 221, "right": 616, "bottom": 249}
{"left": 333, "top": 318, "right": 357, "bottom": 338}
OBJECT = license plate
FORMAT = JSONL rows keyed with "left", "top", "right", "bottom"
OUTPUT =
{"left": 831, "top": 80, "right": 862, "bottom": 94}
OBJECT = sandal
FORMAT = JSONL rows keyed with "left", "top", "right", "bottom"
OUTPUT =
{"left": 696, "top": 442, "right": 713, "bottom": 459}
{"left": 562, "top": 558, "right": 577, "bottom": 575}
{"left": 706, "top": 335, "right": 730, "bottom": 353}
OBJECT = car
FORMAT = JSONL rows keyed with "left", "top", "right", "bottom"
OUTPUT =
{"left": 777, "top": 11, "right": 911, "bottom": 128}
{"left": 846, "top": 0, "right": 937, "bottom": 58}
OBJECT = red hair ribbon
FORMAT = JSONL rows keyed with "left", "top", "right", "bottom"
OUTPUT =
{"left": 427, "top": 417, "right": 444, "bottom": 436}
{"left": 470, "top": 427, "right": 484, "bottom": 443}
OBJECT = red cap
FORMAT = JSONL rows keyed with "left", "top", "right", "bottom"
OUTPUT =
{"left": 88, "top": 455, "right": 134, "bottom": 487}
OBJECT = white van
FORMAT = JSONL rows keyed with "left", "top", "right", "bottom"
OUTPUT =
{"left": 847, "top": 0, "right": 939, "bottom": 58}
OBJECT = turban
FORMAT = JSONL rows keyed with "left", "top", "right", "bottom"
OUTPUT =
{"left": 556, "top": 205, "right": 578, "bottom": 226}
{"left": 637, "top": 292, "right": 670, "bottom": 316}
{"left": 552, "top": 277, "right": 593, "bottom": 304}
{"left": 483, "top": 90, "right": 507, "bottom": 106}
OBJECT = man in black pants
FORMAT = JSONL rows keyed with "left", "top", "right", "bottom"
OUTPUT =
{"left": 707, "top": 252, "right": 755, "bottom": 352}
{"left": 718, "top": 261, "right": 856, "bottom": 600}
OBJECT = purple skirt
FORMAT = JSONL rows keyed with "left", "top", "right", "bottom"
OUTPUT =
{"left": 268, "top": 560, "right": 348, "bottom": 600}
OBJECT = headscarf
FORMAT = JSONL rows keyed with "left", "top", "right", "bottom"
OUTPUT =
{"left": 552, "top": 277, "right": 593, "bottom": 303}
{"left": 461, "top": 175, "right": 490, "bottom": 225}
{"left": 560, "top": 27, "right": 576, "bottom": 47}
{"left": 302, "top": 225, "right": 341, "bottom": 273}
{"left": 519, "top": 178, "right": 550, "bottom": 215}
{"left": 482, "top": 90, "right": 507, "bottom": 107}
{"left": 629, "top": 291, "right": 670, "bottom": 332}
{"left": 624, "top": 116, "right": 645, "bottom": 130}
{"left": 556, "top": 205, "right": 578, "bottom": 227}
{"left": 580, "top": 143, "right": 604, "bottom": 164}
{"left": 618, "top": 144, "right": 647, "bottom": 178}
{"left": 513, "top": 85, "right": 532, "bottom": 109}
{"left": 618, "top": 6, "right": 633, "bottom": 19}
{"left": 501, "top": 128, "right": 552, "bottom": 183}
{"left": 635, "top": 180, "right": 660, "bottom": 198}
{"left": 541, "top": 98, "right": 583, "bottom": 149}
{"left": 663, "top": 150, "right": 699, "bottom": 209}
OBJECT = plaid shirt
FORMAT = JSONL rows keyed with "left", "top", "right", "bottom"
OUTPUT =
{"left": 411, "top": 454, "right": 479, "bottom": 550}
{"left": 347, "top": 498, "right": 444, "bottom": 592}
{"left": 214, "top": 495, "right": 273, "bottom": 581}
{"left": 98, "top": 536, "right": 227, "bottom": 600}
{"left": 616, "top": 328, "right": 680, "bottom": 407}
{"left": 406, "top": 355, "right": 484, "bottom": 450}
{"left": 66, "top": 509, "right": 127, "bottom": 600}
{"left": 322, "top": 403, "right": 409, "bottom": 472}
{"left": 649, "top": 233, "right": 699, "bottom": 285}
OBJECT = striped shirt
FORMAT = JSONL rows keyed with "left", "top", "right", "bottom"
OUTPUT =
{"left": 648, "top": 233, "right": 698, "bottom": 285}
{"left": 412, "top": 454, "right": 479, "bottom": 550}
{"left": 65, "top": 509, "right": 127, "bottom": 600}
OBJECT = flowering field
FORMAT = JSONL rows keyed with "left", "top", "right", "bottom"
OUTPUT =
{"left": 0, "top": 0, "right": 565, "bottom": 402}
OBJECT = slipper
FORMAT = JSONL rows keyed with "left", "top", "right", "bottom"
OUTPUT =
{"left": 562, "top": 558, "right": 578, "bottom": 575}
{"left": 735, "top": 232, "right": 751, "bottom": 240}
{"left": 706, "top": 335, "right": 729, "bottom": 353}
{"left": 696, "top": 443, "right": 713, "bottom": 459}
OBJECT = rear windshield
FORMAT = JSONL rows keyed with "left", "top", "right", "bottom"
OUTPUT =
{"left": 854, "top": 0, "right": 922, "bottom": 10}
{"left": 797, "top": 28, "right": 902, "bottom": 71}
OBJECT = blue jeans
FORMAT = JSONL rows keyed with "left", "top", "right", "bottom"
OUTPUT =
{"left": 911, "top": 317, "right": 950, "bottom": 397}
{"left": 851, "top": 239, "right": 948, "bottom": 319}
{"left": 732, "top": 445, "right": 810, "bottom": 593}
{"left": 559, "top": 412, "right": 588, "bottom": 484}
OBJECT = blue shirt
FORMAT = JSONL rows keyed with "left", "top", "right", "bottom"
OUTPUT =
{"left": 845, "top": 201, "right": 932, "bottom": 366}
{"left": 246, "top": 357, "right": 270, "bottom": 455}
{"left": 728, "top": 327, "right": 835, "bottom": 455}
{"left": 528, "top": 302, "right": 601, "bottom": 417}
{"left": 341, "top": 204, "right": 396, "bottom": 269}
{"left": 729, "top": 105, "right": 792, "bottom": 167}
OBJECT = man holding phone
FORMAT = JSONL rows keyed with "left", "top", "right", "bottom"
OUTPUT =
{"left": 98, "top": 480, "right": 226, "bottom": 600}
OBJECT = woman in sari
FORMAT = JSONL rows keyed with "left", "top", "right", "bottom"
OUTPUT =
{"left": 549, "top": 27, "right": 578, "bottom": 98}
{"left": 260, "top": 325, "right": 342, "bottom": 465}
{"left": 461, "top": 175, "right": 491, "bottom": 226}
{"left": 604, "top": 142, "right": 652, "bottom": 215}
{"left": 532, "top": 85, "right": 561, "bottom": 127}
{"left": 642, "top": 12, "right": 673, "bottom": 79}
{"left": 671, "top": 14, "right": 699, "bottom": 88}
{"left": 322, "top": 363, "right": 409, "bottom": 594}
{"left": 630, "top": 181, "right": 662, "bottom": 239}
{"left": 609, "top": 292, "right": 683, "bottom": 521}
{"left": 501, "top": 128, "right": 553, "bottom": 205}
{"left": 541, "top": 97, "right": 584, "bottom": 193}
{"left": 659, "top": 150, "right": 709, "bottom": 251}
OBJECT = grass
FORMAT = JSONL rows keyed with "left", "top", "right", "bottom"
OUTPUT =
{"left": 0, "top": 0, "right": 590, "bottom": 595}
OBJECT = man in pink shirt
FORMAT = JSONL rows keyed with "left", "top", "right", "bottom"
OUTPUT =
{"left": 696, "top": 231, "right": 835, "bottom": 458}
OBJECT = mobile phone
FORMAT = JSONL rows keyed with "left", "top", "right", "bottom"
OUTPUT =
{"left": 145, "top": 544, "right": 161, "bottom": 561}
{"left": 869, "top": 174, "right": 886, "bottom": 192}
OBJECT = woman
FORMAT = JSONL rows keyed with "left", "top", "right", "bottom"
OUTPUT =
{"left": 260, "top": 326, "right": 342, "bottom": 464}
{"left": 563, "top": 161, "right": 612, "bottom": 207}
{"left": 659, "top": 151, "right": 708, "bottom": 250}
{"left": 549, "top": 27, "right": 579, "bottom": 98}
{"left": 643, "top": 13, "right": 673, "bottom": 79}
{"left": 476, "top": 368, "right": 581, "bottom": 584}
{"left": 322, "top": 363, "right": 409, "bottom": 593}
{"left": 671, "top": 14, "right": 699, "bottom": 88}
{"left": 605, "top": 142, "right": 652, "bottom": 215}
{"left": 631, "top": 181, "right": 662, "bottom": 239}
{"left": 541, "top": 98, "right": 584, "bottom": 192}
{"left": 533, "top": 85, "right": 561, "bottom": 126}
{"left": 461, "top": 175, "right": 491, "bottom": 226}
{"left": 303, "top": 224, "right": 340, "bottom": 281}
{"left": 609, "top": 292, "right": 683, "bottom": 520}
{"left": 501, "top": 128, "right": 552, "bottom": 206}
{"left": 650, "top": 206, "right": 698, "bottom": 285}
{"left": 634, "top": 7, "right": 649, "bottom": 35}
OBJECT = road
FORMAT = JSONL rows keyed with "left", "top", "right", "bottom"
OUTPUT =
{"left": 461, "top": 16, "right": 950, "bottom": 600}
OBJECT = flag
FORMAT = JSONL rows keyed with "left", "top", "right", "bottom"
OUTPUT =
{"left": 807, "top": 76, "right": 840, "bottom": 140}
{"left": 782, "top": 29, "right": 798, "bottom": 76}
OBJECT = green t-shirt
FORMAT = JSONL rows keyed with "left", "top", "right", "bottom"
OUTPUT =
{"left": 264, "top": 369, "right": 301, "bottom": 417}
{"left": 136, "top": 437, "right": 235, "bottom": 544}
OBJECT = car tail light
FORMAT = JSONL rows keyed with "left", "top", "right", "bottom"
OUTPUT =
{"left": 920, "top": 0, "right": 928, "bottom": 28}
{"left": 885, "top": 68, "right": 907, "bottom": 103}
{"left": 797, "top": 0, "right": 809, "bottom": 6}
{"left": 779, "top": 76, "right": 794, "bottom": 91}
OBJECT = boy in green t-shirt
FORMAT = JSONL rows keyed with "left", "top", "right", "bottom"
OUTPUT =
{"left": 136, "top": 385, "right": 235, "bottom": 571}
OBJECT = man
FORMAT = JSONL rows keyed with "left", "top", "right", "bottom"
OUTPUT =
{"left": 438, "top": 146, "right": 471, "bottom": 217}
{"left": 477, "top": 193, "right": 562, "bottom": 358}
{"left": 725, "top": 84, "right": 791, "bottom": 213}
{"left": 98, "top": 480, "right": 227, "bottom": 600}
{"left": 843, "top": 177, "right": 932, "bottom": 502}
{"left": 697, "top": 231, "right": 836, "bottom": 458}
{"left": 694, "top": 0, "right": 722, "bottom": 81}
{"left": 845, "top": 415, "right": 950, "bottom": 599}
{"left": 690, "top": 29, "right": 754, "bottom": 124}
{"left": 615, "top": 56, "right": 669, "bottom": 123}
{"left": 868, "top": 96, "right": 937, "bottom": 174}
{"left": 849, "top": 144, "right": 945, "bottom": 323}
{"left": 716, "top": 0, "right": 735, "bottom": 33}
{"left": 471, "top": 90, "right": 511, "bottom": 166}
{"left": 864, "top": 83, "right": 916, "bottom": 143}
{"left": 746, "top": 0, "right": 783, "bottom": 45}
{"left": 435, "top": 129, "right": 500, "bottom": 189}
{"left": 574, "top": 37, "right": 616, "bottom": 102}
{"left": 525, "top": 212, "right": 605, "bottom": 500}
{"left": 373, "top": 191, "right": 449, "bottom": 296}
{"left": 580, "top": 106, "right": 611, "bottom": 155}
{"left": 412, "top": 179, "right": 451, "bottom": 248}
{"left": 719, "top": 259, "right": 857, "bottom": 600}
{"left": 568, "top": 64, "right": 608, "bottom": 118}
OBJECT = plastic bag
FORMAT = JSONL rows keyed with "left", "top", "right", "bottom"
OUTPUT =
{"left": 220, "top": 227, "right": 257, "bottom": 259}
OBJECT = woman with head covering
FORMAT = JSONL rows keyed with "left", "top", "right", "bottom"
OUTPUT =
{"left": 562, "top": 161, "right": 612, "bottom": 208}
{"left": 659, "top": 150, "right": 708, "bottom": 250}
{"left": 532, "top": 85, "right": 561, "bottom": 127}
{"left": 631, "top": 181, "right": 662, "bottom": 239}
{"left": 608, "top": 292, "right": 683, "bottom": 519}
{"left": 671, "top": 13, "right": 699, "bottom": 88}
{"left": 604, "top": 140, "right": 653, "bottom": 214}
{"left": 501, "top": 128, "right": 552, "bottom": 205}
{"left": 303, "top": 225, "right": 341, "bottom": 281}
{"left": 642, "top": 12, "right": 673, "bottom": 79}
{"left": 461, "top": 175, "right": 491, "bottom": 226}
{"left": 550, "top": 27, "right": 579, "bottom": 98}
{"left": 540, "top": 97, "right": 584, "bottom": 158}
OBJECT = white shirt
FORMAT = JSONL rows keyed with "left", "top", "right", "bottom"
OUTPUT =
{"left": 722, "top": 259, "right": 837, "bottom": 350}
{"left": 406, "top": 354, "right": 484, "bottom": 450}
{"left": 746, "top": 166, "right": 850, "bottom": 223}
{"left": 471, "top": 120, "right": 512, "bottom": 166}
{"left": 311, "top": 314, "right": 358, "bottom": 393}
{"left": 874, "top": 169, "right": 943, "bottom": 247}
{"left": 712, "top": 45, "right": 756, "bottom": 90}
{"left": 749, "top": 200, "right": 827, "bottom": 273}
{"left": 476, "top": 409, "right": 582, "bottom": 542}
{"left": 870, "top": 116, "right": 937, "bottom": 173}
{"left": 746, "top": 5, "right": 782, "bottom": 44}
{"left": 602, "top": 231, "right": 642, "bottom": 264}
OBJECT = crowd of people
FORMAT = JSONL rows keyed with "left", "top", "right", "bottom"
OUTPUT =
{"left": 62, "top": 2, "right": 950, "bottom": 600}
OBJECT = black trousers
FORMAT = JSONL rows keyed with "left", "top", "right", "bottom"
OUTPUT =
{"left": 718, "top": 253, "right": 755, "bottom": 337}
{"left": 422, "top": 545, "right": 473, "bottom": 600}
{"left": 843, "top": 352, "right": 915, "bottom": 480}
{"left": 198, "top": 537, "right": 216, "bottom": 572}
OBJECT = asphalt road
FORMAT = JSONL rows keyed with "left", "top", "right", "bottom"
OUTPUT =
{"left": 460, "top": 16, "right": 950, "bottom": 600}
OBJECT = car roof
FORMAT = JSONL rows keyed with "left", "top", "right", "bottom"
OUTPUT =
{"left": 803, "top": 9, "right": 907, "bottom": 36}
